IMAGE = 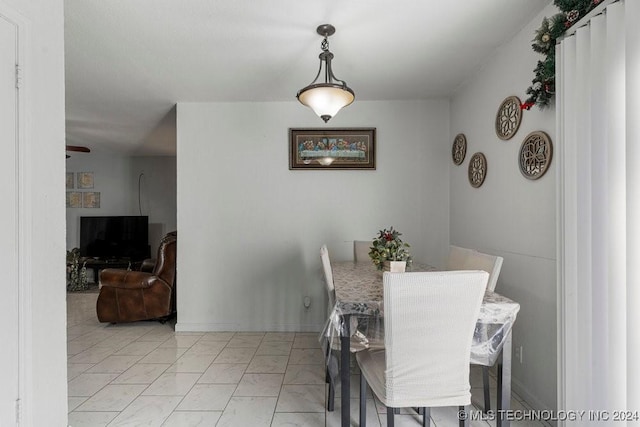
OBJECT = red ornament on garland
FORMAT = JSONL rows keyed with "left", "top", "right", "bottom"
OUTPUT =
{"left": 520, "top": 102, "right": 535, "bottom": 111}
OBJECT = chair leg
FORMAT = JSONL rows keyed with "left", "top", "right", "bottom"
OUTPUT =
{"left": 327, "top": 376, "right": 335, "bottom": 412}
{"left": 459, "top": 405, "right": 469, "bottom": 427}
{"left": 359, "top": 373, "right": 367, "bottom": 427}
{"left": 422, "top": 407, "right": 430, "bottom": 426}
{"left": 482, "top": 366, "right": 491, "bottom": 412}
{"left": 387, "top": 407, "right": 395, "bottom": 427}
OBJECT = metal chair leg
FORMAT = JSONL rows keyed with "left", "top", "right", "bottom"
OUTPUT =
{"left": 482, "top": 366, "right": 491, "bottom": 412}
{"left": 387, "top": 407, "right": 395, "bottom": 427}
{"left": 459, "top": 405, "right": 469, "bottom": 427}
{"left": 360, "top": 374, "right": 367, "bottom": 427}
{"left": 423, "top": 407, "right": 430, "bottom": 426}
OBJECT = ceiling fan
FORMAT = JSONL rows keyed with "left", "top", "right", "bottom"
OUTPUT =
{"left": 66, "top": 145, "right": 90, "bottom": 158}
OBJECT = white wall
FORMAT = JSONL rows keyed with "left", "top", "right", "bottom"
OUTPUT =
{"left": 176, "top": 100, "right": 450, "bottom": 331}
{"left": 1, "top": 0, "right": 67, "bottom": 424}
{"left": 66, "top": 154, "right": 177, "bottom": 256}
{"left": 449, "top": 4, "right": 558, "bottom": 412}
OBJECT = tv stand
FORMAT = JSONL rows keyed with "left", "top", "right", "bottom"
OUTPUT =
{"left": 82, "top": 258, "right": 142, "bottom": 283}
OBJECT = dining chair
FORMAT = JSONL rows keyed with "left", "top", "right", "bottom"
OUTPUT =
{"left": 320, "top": 244, "right": 382, "bottom": 411}
{"left": 353, "top": 240, "right": 371, "bottom": 263}
{"left": 447, "top": 245, "right": 503, "bottom": 292}
{"left": 447, "top": 245, "right": 504, "bottom": 412}
{"left": 356, "top": 270, "right": 488, "bottom": 427}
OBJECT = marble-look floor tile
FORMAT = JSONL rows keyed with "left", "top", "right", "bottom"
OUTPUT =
{"left": 161, "top": 411, "right": 222, "bottom": 426}
{"left": 326, "top": 398, "right": 381, "bottom": 427}
{"left": 68, "top": 346, "right": 116, "bottom": 364}
{"left": 68, "top": 396, "right": 87, "bottom": 412}
{"left": 112, "top": 363, "right": 170, "bottom": 384}
{"left": 142, "top": 372, "right": 201, "bottom": 396}
{"left": 199, "top": 331, "right": 235, "bottom": 341}
{"left": 213, "top": 347, "right": 256, "bottom": 364}
{"left": 246, "top": 355, "right": 289, "bottom": 374}
{"left": 198, "top": 363, "right": 247, "bottom": 384}
{"left": 138, "top": 347, "right": 187, "bottom": 364}
{"left": 108, "top": 395, "right": 182, "bottom": 427}
{"left": 234, "top": 373, "right": 284, "bottom": 397}
{"left": 67, "top": 411, "right": 118, "bottom": 427}
{"left": 86, "top": 355, "right": 141, "bottom": 374}
{"left": 293, "top": 335, "right": 321, "bottom": 349}
{"left": 114, "top": 340, "right": 162, "bottom": 356}
{"left": 67, "top": 373, "right": 119, "bottom": 397}
{"left": 272, "top": 412, "right": 325, "bottom": 426}
{"left": 74, "top": 384, "right": 146, "bottom": 411}
{"left": 216, "top": 396, "right": 278, "bottom": 427}
{"left": 288, "top": 348, "right": 325, "bottom": 365}
{"left": 158, "top": 334, "right": 203, "bottom": 348}
{"left": 226, "top": 335, "right": 263, "bottom": 348}
{"left": 263, "top": 332, "right": 296, "bottom": 342}
{"left": 276, "top": 384, "right": 326, "bottom": 413}
{"left": 67, "top": 363, "right": 94, "bottom": 381}
{"left": 283, "top": 364, "right": 326, "bottom": 385}
{"left": 165, "top": 353, "right": 215, "bottom": 373}
{"left": 185, "top": 340, "right": 226, "bottom": 355}
{"left": 256, "top": 341, "right": 293, "bottom": 356}
{"left": 176, "top": 384, "right": 237, "bottom": 411}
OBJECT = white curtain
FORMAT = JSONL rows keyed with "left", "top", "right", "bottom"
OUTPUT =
{"left": 557, "top": 0, "right": 640, "bottom": 424}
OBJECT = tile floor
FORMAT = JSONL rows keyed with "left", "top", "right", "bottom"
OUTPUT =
{"left": 67, "top": 292, "right": 548, "bottom": 426}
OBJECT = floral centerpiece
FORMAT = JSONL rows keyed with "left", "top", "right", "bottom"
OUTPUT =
{"left": 368, "top": 227, "right": 412, "bottom": 271}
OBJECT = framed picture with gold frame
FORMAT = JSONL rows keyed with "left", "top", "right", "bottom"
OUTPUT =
{"left": 289, "top": 128, "right": 376, "bottom": 170}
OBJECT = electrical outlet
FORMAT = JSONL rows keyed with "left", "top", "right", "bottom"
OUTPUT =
{"left": 514, "top": 345, "right": 523, "bottom": 364}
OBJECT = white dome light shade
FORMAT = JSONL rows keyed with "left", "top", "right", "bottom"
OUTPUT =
{"left": 297, "top": 84, "right": 355, "bottom": 123}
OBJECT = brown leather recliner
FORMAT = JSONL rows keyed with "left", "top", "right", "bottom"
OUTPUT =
{"left": 96, "top": 231, "right": 177, "bottom": 323}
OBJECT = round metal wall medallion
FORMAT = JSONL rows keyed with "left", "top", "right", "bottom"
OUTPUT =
{"left": 519, "top": 131, "right": 553, "bottom": 180}
{"left": 452, "top": 133, "right": 467, "bottom": 165}
{"left": 495, "top": 96, "right": 522, "bottom": 140}
{"left": 468, "top": 152, "right": 487, "bottom": 188}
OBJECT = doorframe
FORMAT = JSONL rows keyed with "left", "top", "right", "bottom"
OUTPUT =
{"left": 1, "top": 2, "right": 32, "bottom": 424}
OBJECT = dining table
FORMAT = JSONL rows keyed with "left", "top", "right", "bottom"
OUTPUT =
{"left": 323, "top": 261, "right": 521, "bottom": 427}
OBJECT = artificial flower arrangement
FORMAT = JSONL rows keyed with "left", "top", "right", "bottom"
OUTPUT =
{"left": 368, "top": 227, "right": 412, "bottom": 271}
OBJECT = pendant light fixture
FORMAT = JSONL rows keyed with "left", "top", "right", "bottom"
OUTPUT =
{"left": 297, "top": 24, "right": 355, "bottom": 123}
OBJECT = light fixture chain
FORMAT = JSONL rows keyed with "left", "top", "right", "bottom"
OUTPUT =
{"left": 321, "top": 37, "right": 329, "bottom": 52}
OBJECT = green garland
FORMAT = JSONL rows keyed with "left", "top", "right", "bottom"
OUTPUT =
{"left": 524, "top": 0, "right": 604, "bottom": 110}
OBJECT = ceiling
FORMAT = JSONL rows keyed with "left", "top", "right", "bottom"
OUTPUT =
{"left": 64, "top": 0, "right": 550, "bottom": 156}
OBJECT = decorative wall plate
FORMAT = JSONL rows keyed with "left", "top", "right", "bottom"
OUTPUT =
{"left": 452, "top": 133, "right": 467, "bottom": 165}
{"left": 519, "top": 131, "right": 553, "bottom": 180}
{"left": 468, "top": 152, "right": 487, "bottom": 188}
{"left": 495, "top": 96, "right": 522, "bottom": 140}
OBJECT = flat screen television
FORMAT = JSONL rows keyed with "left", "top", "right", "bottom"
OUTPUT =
{"left": 80, "top": 215, "right": 150, "bottom": 260}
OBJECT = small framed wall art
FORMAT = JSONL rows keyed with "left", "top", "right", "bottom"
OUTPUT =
{"left": 289, "top": 128, "right": 376, "bottom": 170}
{"left": 452, "top": 133, "right": 467, "bottom": 165}
{"left": 519, "top": 131, "right": 553, "bottom": 180}
{"left": 82, "top": 192, "right": 101, "bottom": 208}
{"left": 66, "top": 172, "right": 74, "bottom": 189}
{"left": 77, "top": 171, "right": 94, "bottom": 189}
{"left": 66, "top": 192, "right": 82, "bottom": 208}
{"left": 495, "top": 96, "right": 522, "bottom": 140}
{"left": 468, "top": 152, "right": 487, "bottom": 188}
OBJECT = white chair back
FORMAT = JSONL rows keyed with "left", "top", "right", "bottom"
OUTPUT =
{"left": 353, "top": 240, "right": 370, "bottom": 263}
{"left": 462, "top": 251, "right": 503, "bottom": 292}
{"left": 447, "top": 245, "right": 503, "bottom": 292}
{"left": 383, "top": 270, "right": 487, "bottom": 408}
{"left": 320, "top": 244, "right": 335, "bottom": 308}
{"left": 446, "top": 245, "right": 475, "bottom": 270}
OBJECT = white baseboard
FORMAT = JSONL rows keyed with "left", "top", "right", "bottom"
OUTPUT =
{"left": 174, "top": 322, "right": 324, "bottom": 333}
